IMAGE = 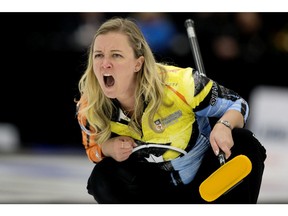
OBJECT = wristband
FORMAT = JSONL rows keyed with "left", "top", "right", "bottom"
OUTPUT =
{"left": 216, "top": 120, "right": 232, "bottom": 130}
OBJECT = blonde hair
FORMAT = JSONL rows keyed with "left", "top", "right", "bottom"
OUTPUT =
{"left": 77, "top": 17, "right": 167, "bottom": 144}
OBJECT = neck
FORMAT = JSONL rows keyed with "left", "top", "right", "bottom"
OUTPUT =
{"left": 117, "top": 97, "right": 135, "bottom": 117}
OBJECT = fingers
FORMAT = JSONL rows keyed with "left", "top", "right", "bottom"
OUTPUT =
{"left": 113, "top": 137, "right": 135, "bottom": 162}
{"left": 112, "top": 136, "right": 139, "bottom": 162}
{"left": 218, "top": 147, "right": 231, "bottom": 160}
{"left": 212, "top": 142, "right": 231, "bottom": 158}
{"left": 210, "top": 137, "right": 232, "bottom": 159}
{"left": 119, "top": 137, "right": 134, "bottom": 150}
{"left": 114, "top": 143, "right": 130, "bottom": 162}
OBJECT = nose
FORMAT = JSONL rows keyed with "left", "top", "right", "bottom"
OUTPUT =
{"left": 102, "top": 58, "right": 112, "bottom": 69}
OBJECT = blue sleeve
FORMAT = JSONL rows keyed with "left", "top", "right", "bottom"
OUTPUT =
{"left": 192, "top": 71, "right": 249, "bottom": 135}
{"left": 195, "top": 82, "right": 249, "bottom": 121}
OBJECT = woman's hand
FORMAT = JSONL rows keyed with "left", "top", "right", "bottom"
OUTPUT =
{"left": 209, "top": 123, "right": 234, "bottom": 160}
{"left": 101, "top": 136, "right": 137, "bottom": 162}
{"left": 210, "top": 110, "right": 244, "bottom": 159}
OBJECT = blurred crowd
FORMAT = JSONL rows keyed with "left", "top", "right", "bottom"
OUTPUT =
{"left": 1, "top": 12, "right": 288, "bottom": 150}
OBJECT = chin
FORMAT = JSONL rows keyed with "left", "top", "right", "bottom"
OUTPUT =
{"left": 103, "top": 90, "right": 117, "bottom": 99}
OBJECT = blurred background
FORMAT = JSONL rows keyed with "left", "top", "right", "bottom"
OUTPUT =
{"left": 0, "top": 12, "right": 288, "bottom": 204}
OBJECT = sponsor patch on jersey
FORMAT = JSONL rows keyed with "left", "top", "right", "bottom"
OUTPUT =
{"left": 154, "top": 110, "right": 182, "bottom": 131}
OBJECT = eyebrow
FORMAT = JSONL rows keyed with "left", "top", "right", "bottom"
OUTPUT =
{"left": 93, "top": 49, "right": 123, "bottom": 53}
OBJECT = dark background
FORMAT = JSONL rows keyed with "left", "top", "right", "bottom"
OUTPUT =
{"left": 1, "top": 12, "right": 288, "bottom": 151}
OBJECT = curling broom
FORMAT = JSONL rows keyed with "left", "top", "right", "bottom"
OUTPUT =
{"left": 184, "top": 19, "right": 252, "bottom": 202}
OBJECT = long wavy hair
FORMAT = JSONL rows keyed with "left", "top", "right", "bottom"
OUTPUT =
{"left": 77, "top": 17, "right": 168, "bottom": 144}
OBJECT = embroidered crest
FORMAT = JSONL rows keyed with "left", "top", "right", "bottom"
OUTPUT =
{"left": 154, "top": 119, "right": 164, "bottom": 131}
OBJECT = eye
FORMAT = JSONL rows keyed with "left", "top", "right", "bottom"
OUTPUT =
{"left": 112, "top": 53, "right": 122, "bottom": 58}
{"left": 94, "top": 53, "right": 103, "bottom": 59}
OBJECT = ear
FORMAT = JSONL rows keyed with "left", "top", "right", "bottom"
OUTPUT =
{"left": 134, "top": 56, "right": 145, "bottom": 72}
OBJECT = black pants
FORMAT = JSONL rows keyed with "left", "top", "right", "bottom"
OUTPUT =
{"left": 86, "top": 128, "right": 266, "bottom": 204}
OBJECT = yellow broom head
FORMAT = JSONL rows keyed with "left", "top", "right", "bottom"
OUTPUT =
{"left": 199, "top": 155, "right": 252, "bottom": 202}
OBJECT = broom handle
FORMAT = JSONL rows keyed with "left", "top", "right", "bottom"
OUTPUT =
{"left": 185, "top": 19, "right": 206, "bottom": 76}
{"left": 185, "top": 19, "right": 226, "bottom": 165}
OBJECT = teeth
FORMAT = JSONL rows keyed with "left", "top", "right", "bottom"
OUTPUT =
{"left": 103, "top": 73, "right": 112, "bottom": 76}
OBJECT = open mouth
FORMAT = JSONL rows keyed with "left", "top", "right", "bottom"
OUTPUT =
{"left": 103, "top": 74, "right": 115, "bottom": 87}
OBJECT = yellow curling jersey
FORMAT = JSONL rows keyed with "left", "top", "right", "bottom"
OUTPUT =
{"left": 77, "top": 65, "right": 249, "bottom": 164}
